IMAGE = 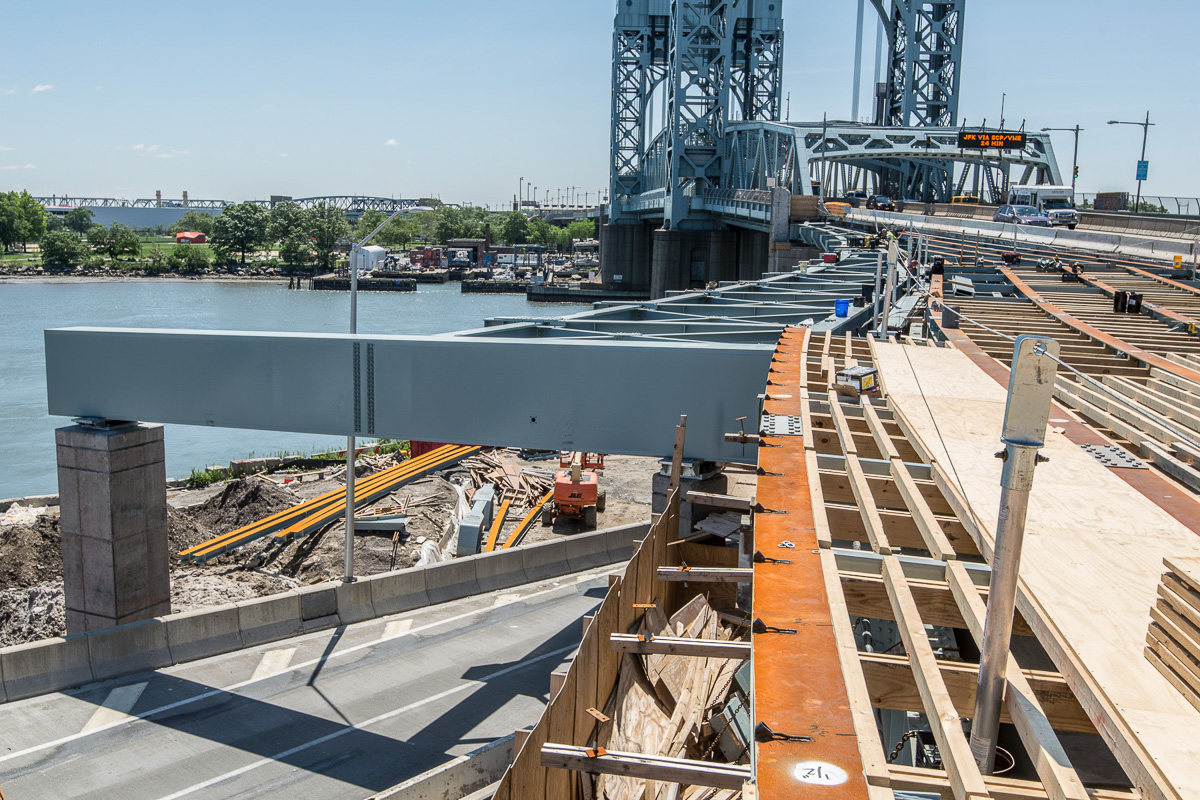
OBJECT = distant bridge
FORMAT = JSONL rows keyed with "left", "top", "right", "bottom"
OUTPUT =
{"left": 35, "top": 196, "right": 429, "bottom": 214}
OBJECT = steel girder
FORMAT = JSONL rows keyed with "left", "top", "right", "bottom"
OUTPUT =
{"left": 723, "top": 122, "right": 1062, "bottom": 202}
{"left": 665, "top": 0, "right": 733, "bottom": 229}
{"left": 880, "top": 1, "right": 965, "bottom": 128}
{"left": 610, "top": 0, "right": 671, "bottom": 222}
{"left": 729, "top": 0, "right": 784, "bottom": 122}
{"left": 43, "top": 258, "right": 881, "bottom": 463}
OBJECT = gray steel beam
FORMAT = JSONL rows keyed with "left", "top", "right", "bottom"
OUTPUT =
{"left": 45, "top": 328, "right": 772, "bottom": 464}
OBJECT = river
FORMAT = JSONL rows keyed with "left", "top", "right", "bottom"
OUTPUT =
{"left": 0, "top": 279, "right": 581, "bottom": 499}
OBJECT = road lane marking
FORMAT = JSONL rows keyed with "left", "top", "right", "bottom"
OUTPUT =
{"left": 0, "top": 568, "right": 606, "bottom": 765}
{"left": 81, "top": 683, "right": 147, "bottom": 733}
{"left": 249, "top": 649, "right": 295, "bottom": 681}
{"left": 382, "top": 620, "right": 412, "bottom": 638}
{"left": 152, "top": 643, "right": 577, "bottom": 800}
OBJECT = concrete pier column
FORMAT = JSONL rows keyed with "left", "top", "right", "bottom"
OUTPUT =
{"left": 56, "top": 422, "right": 170, "bottom": 633}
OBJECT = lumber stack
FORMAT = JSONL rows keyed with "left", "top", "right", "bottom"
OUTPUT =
{"left": 1145, "top": 556, "right": 1200, "bottom": 713}
{"left": 461, "top": 450, "right": 554, "bottom": 506}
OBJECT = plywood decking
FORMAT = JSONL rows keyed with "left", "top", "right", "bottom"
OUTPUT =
{"left": 872, "top": 340, "right": 1200, "bottom": 800}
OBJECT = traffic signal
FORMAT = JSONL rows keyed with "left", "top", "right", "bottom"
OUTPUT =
{"left": 1073, "top": 165, "right": 1079, "bottom": 178}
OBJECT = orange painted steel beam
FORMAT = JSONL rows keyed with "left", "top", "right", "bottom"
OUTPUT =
{"left": 1000, "top": 267, "right": 1200, "bottom": 385}
{"left": 1119, "top": 263, "right": 1200, "bottom": 297}
{"left": 1071, "top": 272, "right": 1200, "bottom": 333}
{"left": 934, "top": 320, "right": 1200, "bottom": 538}
{"left": 753, "top": 326, "right": 870, "bottom": 799}
{"left": 501, "top": 491, "right": 553, "bottom": 550}
{"left": 484, "top": 500, "right": 513, "bottom": 552}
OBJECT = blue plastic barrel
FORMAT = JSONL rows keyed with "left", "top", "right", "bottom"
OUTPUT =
{"left": 835, "top": 298, "right": 850, "bottom": 318}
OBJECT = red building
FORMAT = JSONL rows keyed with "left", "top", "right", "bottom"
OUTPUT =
{"left": 175, "top": 231, "right": 207, "bottom": 244}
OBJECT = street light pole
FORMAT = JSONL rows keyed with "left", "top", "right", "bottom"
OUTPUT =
{"left": 519, "top": 177, "right": 524, "bottom": 211}
{"left": 343, "top": 202, "right": 432, "bottom": 584}
{"left": 1108, "top": 112, "right": 1154, "bottom": 212}
{"left": 1040, "top": 125, "right": 1083, "bottom": 199}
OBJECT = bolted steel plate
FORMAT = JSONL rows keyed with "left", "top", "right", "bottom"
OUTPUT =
{"left": 1080, "top": 443, "right": 1147, "bottom": 469}
{"left": 760, "top": 413, "right": 803, "bottom": 436}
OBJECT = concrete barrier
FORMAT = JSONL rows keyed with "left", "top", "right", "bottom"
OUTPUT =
{"left": 520, "top": 538, "right": 569, "bottom": 582}
{"left": 336, "top": 579, "right": 377, "bottom": 625}
{"left": 423, "top": 559, "right": 483, "bottom": 605}
{"left": 564, "top": 532, "right": 612, "bottom": 573}
{"left": 237, "top": 590, "right": 303, "bottom": 648}
{"left": 368, "top": 734, "right": 514, "bottom": 799}
{"left": 605, "top": 523, "right": 647, "bottom": 562}
{"left": 369, "top": 568, "right": 431, "bottom": 617}
{"left": 165, "top": 604, "right": 243, "bottom": 663}
{"left": 472, "top": 547, "right": 529, "bottom": 593}
{"left": 297, "top": 583, "right": 340, "bottom": 631}
{"left": 0, "top": 521, "right": 647, "bottom": 703}
{"left": 1, "top": 635, "right": 92, "bottom": 701}
{"left": 87, "top": 618, "right": 172, "bottom": 681}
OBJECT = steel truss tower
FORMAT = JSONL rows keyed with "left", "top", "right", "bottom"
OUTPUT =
{"left": 609, "top": 0, "right": 783, "bottom": 227}
{"left": 869, "top": 0, "right": 965, "bottom": 201}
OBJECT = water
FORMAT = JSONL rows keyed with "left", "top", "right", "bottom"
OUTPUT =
{"left": 0, "top": 279, "right": 582, "bottom": 499}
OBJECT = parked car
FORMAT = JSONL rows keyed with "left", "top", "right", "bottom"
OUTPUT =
{"left": 993, "top": 204, "right": 1052, "bottom": 227}
{"left": 844, "top": 190, "right": 869, "bottom": 208}
{"left": 866, "top": 195, "right": 895, "bottom": 211}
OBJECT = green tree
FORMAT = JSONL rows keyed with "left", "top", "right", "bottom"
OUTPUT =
{"left": 307, "top": 202, "right": 351, "bottom": 269}
{"left": 527, "top": 217, "right": 553, "bottom": 246}
{"left": 168, "top": 210, "right": 216, "bottom": 235}
{"left": 210, "top": 202, "right": 268, "bottom": 264}
{"left": 279, "top": 234, "right": 313, "bottom": 266}
{"left": 499, "top": 211, "right": 529, "bottom": 245}
{"left": 7, "top": 191, "right": 46, "bottom": 251}
{"left": 376, "top": 215, "right": 417, "bottom": 248}
{"left": 89, "top": 222, "right": 141, "bottom": 260}
{"left": 355, "top": 210, "right": 387, "bottom": 239}
{"left": 268, "top": 201, "right": 308, "bottom": 243}
{"left": 40, "top": 230, "right": 85, "bottom": 268}
{"left": 0, "top": 199, "right": 24, "bottom": 252}
{"left": 565, "top": 219, "right": 596, "bottom": 243}
{"left": 63, "top": 207, "right": 95, "bottom": 239}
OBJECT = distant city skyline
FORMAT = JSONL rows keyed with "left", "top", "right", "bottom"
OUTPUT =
{"left": 1, "top": 0, "right": 1197, "bottom": 205}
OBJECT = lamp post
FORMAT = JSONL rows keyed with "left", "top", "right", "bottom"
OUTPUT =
{"left": 344, "top": 202, "right": 433, "bottom": 583}
{"left": 1040, "top": 125, "right": 1083, "bottom": 199}
{"left": 519, "top": 177, "right": 524, "bottom": 211}
{"left": 1108, "top": 112, "right": 1154, "bottom": 212}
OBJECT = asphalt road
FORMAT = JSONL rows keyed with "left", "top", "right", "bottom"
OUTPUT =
{"left": 0, "top": 568, "right": 614, "bottom": 799}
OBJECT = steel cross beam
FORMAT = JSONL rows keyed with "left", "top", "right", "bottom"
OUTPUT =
{"left": 45, "top": 329, "right": 772, "bottom": 464}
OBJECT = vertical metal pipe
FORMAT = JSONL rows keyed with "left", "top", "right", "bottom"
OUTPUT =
{"left": 852, "top": 0, "right": 865, "bottom": 121}
{"left": 345, "top": 242, "right": 359, "bottom": 584}
{"left": 873, "top": 251, "right": 883, "bottom": 334}
{"left": 970, "top": 336, "right": 1060, "bottom": 772}
{"left": 880, "top": 243, "right": 896, "bottom": 336}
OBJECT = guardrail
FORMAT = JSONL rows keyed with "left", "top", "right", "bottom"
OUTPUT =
{"left": 0, "top": 521, "right": 649, "bottom": 703}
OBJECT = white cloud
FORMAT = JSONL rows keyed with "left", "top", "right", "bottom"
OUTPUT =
{"left": 384, "top": 138, "right": 397, "bottom": 146}
{"left": 155, "top": 149, "right": 191, "bottom": 159}
{"left": 0, "top": 144, "right": 12, "bottom": 151}
{"left": 1, "top": 164, "right": 36, "bottom": 170}
{"left": 31, "top": 84, "right": 53, "bottom": 93}
{"left": 1, "top": 87, "right": 16, "bottom": 96}
{"left": 127, "top": 143, "right": 160, "bottom": 152}
{"left": 279, "top": 153, "right": 288, "bottom": 158}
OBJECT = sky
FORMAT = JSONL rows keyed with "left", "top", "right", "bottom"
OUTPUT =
{"left": 1, "top": 0, "right": 1198, "bottom": 207}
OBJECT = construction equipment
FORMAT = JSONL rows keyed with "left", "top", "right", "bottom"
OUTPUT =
{"left": 542, "top": 451, "right": 606, "bottom": 528}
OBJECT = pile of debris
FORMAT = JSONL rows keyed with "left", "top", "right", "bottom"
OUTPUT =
{"left": 460, "top": 451, "right": 555, "bottom": 505}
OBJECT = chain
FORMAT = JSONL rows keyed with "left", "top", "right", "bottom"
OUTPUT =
{"left": 887, "top": 731, "right": 919, "bottom": 763}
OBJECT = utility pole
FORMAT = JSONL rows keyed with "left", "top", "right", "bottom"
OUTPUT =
{"left": 851, "top": 0, "right": 865, "bottom": 121}
{"left": 1108, "top": 112, "right": 1154, "bottom": 213}
{"left": 970, "top": 335, "right": 1060, "bottom": 772}
{"left": 1040, "top": 125, "right": 1083, "bottom": 199}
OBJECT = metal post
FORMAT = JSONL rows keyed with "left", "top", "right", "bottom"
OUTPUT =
{"left": 345, "top": 242, "right": 359, "bottom": 583}
{"left": 851, "top": 0, "right": 865, "bottom": 121}
{"left": 1136, "top": 111, "right": 1149, "bottom": 213}
{"left": 1070, "top": 125, "right": 1080, "bottom": 198}
{"left": 970, "top": 335, "right": 1060, "bottom": 773}
{"left": 879, "top": 240, "right": 897, "bottom": 337}
{"left": 873, "top": 250, "right": 883, "bottom": 334}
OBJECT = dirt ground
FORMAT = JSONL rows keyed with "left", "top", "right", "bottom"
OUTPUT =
{"left": 0, "top": 449, "right": 661, "bottom": 647}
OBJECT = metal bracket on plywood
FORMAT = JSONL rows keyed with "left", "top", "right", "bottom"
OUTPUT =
{"left": 1080, "top": 444, "right": 1148, "bottom": 469}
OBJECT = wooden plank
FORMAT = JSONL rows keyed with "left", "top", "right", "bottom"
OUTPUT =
{"left": 840, "top": 571, "right": 1036, "bottom": 638}
{"left": 609, "top": 633, "right": 750, "bottom": 659}
{"left": 863, "top": 401, "right": 956, "bottom": 560}
{"left": 547, "top": 665, "right": 578, "bottom": 800}
{"left": 668, "top": 415, "right": 687, "bottom": 494}
{"left": 831, "top": 392, "right": 893, "bottom": 555}
{"left": 858, "top": 651, "right": 1092, "bottom": 735}
{"left": 594, "top": 578, "right": 623, "bottom": 715}
{"left": 882, "top": 556, "right": 990, "bottom": 800}
{"left": 655, "top": 566, "right": 753, "bottom": 583}
{"left": 946, "top": 561, "right": 1091, "bottom": 800}
{"left": 540, "top": 745, "right": 752, "bottom": 790}
{"left": 820, "top": 551, "right": 901, "bottom": 789}
{"left": 875, "top": 340, "right": 1200, "bottom": 800}
{"left": 888, "top": 765, "right": 1140, "bottom": 800}
{"left": 684, "top": 491, "right": 753, "bottom": 512}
